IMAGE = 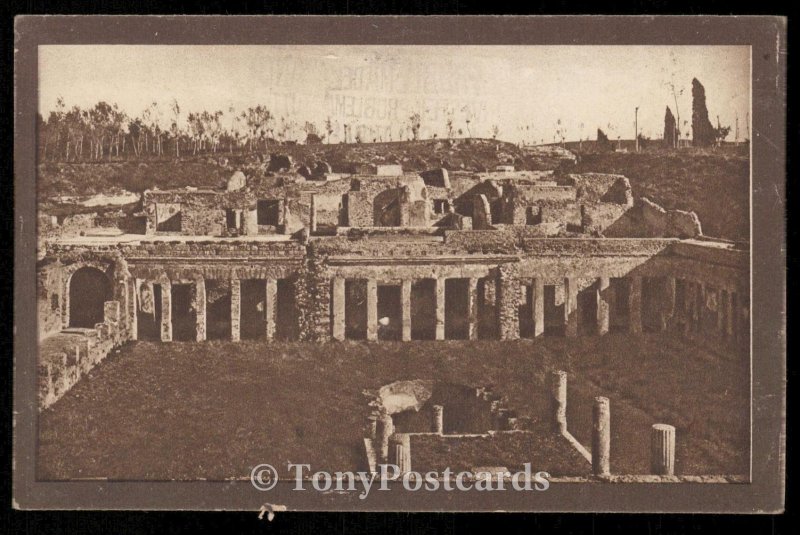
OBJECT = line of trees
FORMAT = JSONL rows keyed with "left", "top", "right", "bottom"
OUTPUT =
{"left": 39, "top": 98, "right": 540, "bottom": 161}
{"left": 38, "top": 98, "right": 344, "bottom": 162}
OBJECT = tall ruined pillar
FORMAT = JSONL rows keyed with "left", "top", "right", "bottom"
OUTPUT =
{"left": 691, "top": 282, "right": 702, "bottom": 333}
{"left": 128, "top": 278, "right": 138, "bottom": 340}
{"left": 468, "top": 277, "right": 479, "bottom": 341}
{"left": 564, "top": 277, "right": 578, "bottom": 338}
{"left": 592, "top": 396, "right": 611, "bottom": 476}
{"left": 265, "top": 278, "right": 277, "bottom": 340}
{"left": 366, "top": 278, "right": 378, "bottom": 341}
{"left": 160, "top": 279, "right": 172, "bottom": 342}
{"left": 549, "top": 370, "right": 568, "bottom": 434}
{"left": 195, "top": 277, "right": 206, "bottom": 342}
{"left": 62, "top": 272, "right": 71, "bottom": 330}
{"left": 597, "top": 277, "right": 610, "bottom": 335}
{"left": 533, "top": 278, "right": 545, "bottom": 338}
{"left": 716, "top": 288, "right": 726, "bottom": 334}
{"left": 628, "top": 276, "right": 642, "bottom": 334}
{"left": 332, "top": 278, "right": 346, "bottom": 341}
{"left": 483, "top": 277, "right": 498, "bottom": 338}
{"left": 663, "top": 277, "right": 676, "bottom": 331}
{"left": 376, "top": 414, "right": 394, "bottom": 462}
{"left": 230, "top": 278, "right": 241, "bottom": 342}
{"left": 390, "top": 433, "right": 412, "bottom": 474}
{"left": 726, "top": 290, "right": 735, "bottom": 340}
{"left": 401, "top": 279, "right": 412, "bottom": 342}
{"left": 697, "top": 283, "right": 705, "bottom": 334}
{"left": 498, "top": 264, "right": 520, "bottom": 340}
{"left": 104, "top": 300, "right": 121, "bottom": 341}
{"left": 309, "top": 195, "right": 318, "bottom": 233}
{"left": 435, "top": 277, "right": 446, "bottom": 340}
{"left": 675, "top": 279, "right": 693, "bottom": 334}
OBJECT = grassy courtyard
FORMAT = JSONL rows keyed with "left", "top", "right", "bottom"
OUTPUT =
{"left": 37, "top": 334, "right": 749, "bottom": 481}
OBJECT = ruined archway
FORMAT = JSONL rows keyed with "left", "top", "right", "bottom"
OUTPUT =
{"left": 373, "top": 189, "right": 401, "bottom": 227}
{"left": 68, "top": 266, "right": 112, "bottom": 328}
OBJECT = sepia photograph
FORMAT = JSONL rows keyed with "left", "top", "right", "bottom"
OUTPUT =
{"left": 13, "top": 16, "right": 785, "bottom": 514}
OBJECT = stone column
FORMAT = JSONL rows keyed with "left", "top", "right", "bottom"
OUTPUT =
{"left": 160, "top": 280, "right": 172, "bottom": 342}
{"left": 663, "top": 277, "right": 676, "bottom": 331}
{"left": 728, "top": 291, "right": 737, "bottom": 341}
{"left": 62, "top": 273, "right": 71, "bottom": 330}
{"left": 432, "top": 405, "right": 444, "bottom": 434}
{"left": 376, "top": 414, "right": 394, "bottom": 462}
{"left": 685, "top": 281, "right": 694, "bottom": 332}
{"left": 498, "top": 264, "right": 520, "bottom": 340}
{"left": 366, "top": 278, "right": 378, "bottom": 341}
{"left": 651, "top": 424, "right": 676, "bottom": 476}
{"left": 533, "top": 278, "right": 545, "bottom": 338}
{"left": 690, "top": 282, "right": 701, "bottom": 333}
{"left": 309, "top": 195, "right": 318, "bottom": 233}
{"left": 401, "top": 280, "right": 412, "bottom": 342}
{"left": 592, "top": 396, "right": 611, "bottom": 476}
{"left": 435, "top": 277, "right": 446, "bottom": 340}
{"left": 195, "top": 277, "right": 206, "bottom": 342}
{"left": 717, "top": 289, "right": 726, "bottom": 334}
{"left": 628, "top": 276, "right": 642, "bottom": 334}
{"left": 697, "top": 283, "right": 705, "bottom": 334}
{"left": 468, "top": 277, "right": 479, "bottom": 341}
{"left": 367, "top": 415, "right": 378, "bottom": 440}
{"left": 265, "top": 278, "right": 277, "bottom": 340}
{"left": 390, "top": 433, "right": 412, "bottom": 474}
{"left": 564, "top": 277, "right": 578, "bottom": 337}
{"left": 128, "top": 278, "right": 138, "bottom": 340}
{"left": 483, "top": 278, "right": 498, "bottom": 338}
{"left": 104, "top": 300, "right": 120, "bottom": 340}
{"left": 332, "top": 278, "right": 346, "bottom": 341}
{"left": 549, "top": 370, "right": 567, "bottom": 434}
{"left": 230, "top": 278, "right": 241, "bottom": 342}
{"left": 597, "top": 277, "right": 610, "bottom": 335}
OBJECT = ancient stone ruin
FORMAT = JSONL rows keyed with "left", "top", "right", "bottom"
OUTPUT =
{"left": 37, "top": 161, "right": 749, "bottom": 412}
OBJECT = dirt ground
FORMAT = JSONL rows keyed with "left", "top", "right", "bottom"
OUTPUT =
{"left": 37, "top": 334, "right": 749, "bottom": 481}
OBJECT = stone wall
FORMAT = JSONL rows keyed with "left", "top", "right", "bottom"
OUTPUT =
{"left": 442, "top": 230, "right": 518, "bottom": 254}
{"left": 497, "top": 263, "right": 521, "bottom": 340}
{"left": 41, "top": 234, "right": 747, "bottom": 348}
{"left": 515, "top": 184, "right": 577, "bottom": 203}
{"left": 602, "top": 198, "right": 702, "bottom": 239}
{"left": 568, "top": 173, "right": 632, "bottom": 204}
{"left": 144, "top": 189, "right": 292, "bottom": 236}
{"left": 37, "top": 260, "right": 64, "bottom": 340}
{"left": 581, "top": 203, "right": 630, "bottom": 235}
{"left": 38, "top": 299, "right": 128, "bottom": 411}
{"left": 144, "top": 190, "right": 245, "bottom": 236}
{"left": 346, "top": 191, "right": 374, "bottom": 227}
{"left": 311, "top": 193, "right": 344, "bottom": 230}
{"left": 54, "top": 213, "right": 99, "bottom": 236}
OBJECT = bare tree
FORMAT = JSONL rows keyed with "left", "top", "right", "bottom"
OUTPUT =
{"left": 461, "top": 105, "right": 475, "bottom": 137}
{"left": 170, "top": 99, "right": 181, "bottom": 157}
{"left": 408, "top": 112, "right": 422, "bottom": 141}
{"left": 241, "top": 105, "right": 273, "bottom": 151}
{"left": 444, "top": 106, "right": 455, "bottom": 138}
{"left": 324, "top": 117, "right": 334, "bottom": 144}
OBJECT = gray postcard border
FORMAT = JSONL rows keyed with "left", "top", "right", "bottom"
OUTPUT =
{"left": 13, "top": 15, "right": 786, "bottom": 513}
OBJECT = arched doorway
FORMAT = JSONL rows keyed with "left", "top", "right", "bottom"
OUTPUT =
{"left": 69, "top": 266, "right": 112, "bottom": 328}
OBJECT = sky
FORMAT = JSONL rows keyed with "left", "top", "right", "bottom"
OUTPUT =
{"left": 39, "top": 45, "right": 751, "bottom": 144}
